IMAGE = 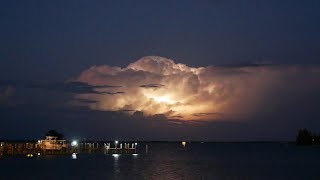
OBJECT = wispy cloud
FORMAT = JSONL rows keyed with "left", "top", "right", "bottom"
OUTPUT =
{"left": 192, "top": 112, "right": 224, "bottom": 117}
{"left": 0, "top": 80, "right": 122, "bottom": 95}
{"left": 140, "top": 84, "right": 165, "bottom": 88}
{"left": 101, "top": 91, "right": 125, "bottom": 95}
{"left": 71, "top": 98, "right": 100, "bottom": 104}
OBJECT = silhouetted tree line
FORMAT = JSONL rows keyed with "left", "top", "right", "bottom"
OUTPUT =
{"left": 45, "top": 130, "right": 64, "bottom": 140}
{"left": 296, "top": 129, "right": 320, "bottom": 145}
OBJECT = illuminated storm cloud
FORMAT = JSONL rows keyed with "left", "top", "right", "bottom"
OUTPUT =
{"left": 75, "top": 56, "right": 320, "bottom": 120}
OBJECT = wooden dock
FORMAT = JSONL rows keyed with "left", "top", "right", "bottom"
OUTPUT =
{"left": 0, "top": 141, "right": 138, "bottom": 156}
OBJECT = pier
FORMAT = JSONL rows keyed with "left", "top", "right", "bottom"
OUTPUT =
{"left": 0, "top": 141, "right": 138, "bottom": 156}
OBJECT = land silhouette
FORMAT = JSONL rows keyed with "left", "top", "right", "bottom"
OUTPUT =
{"left": 296, "top": 129, "right": 320, "bottom": 145}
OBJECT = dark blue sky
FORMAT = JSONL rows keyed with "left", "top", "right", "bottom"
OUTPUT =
{"left": 1, "top": 0, "right": 320, "bottom": 81}
{"left": 1, "top": 0, "right": 320, "bottom": 140}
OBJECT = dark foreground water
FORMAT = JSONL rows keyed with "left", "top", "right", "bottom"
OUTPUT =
{"left": 1, "top": 142, "right": 320, "bottom": 179}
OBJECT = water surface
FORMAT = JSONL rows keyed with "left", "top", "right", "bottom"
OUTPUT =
{"left": 1, "top": 143, "right": 320, "bottom": 179}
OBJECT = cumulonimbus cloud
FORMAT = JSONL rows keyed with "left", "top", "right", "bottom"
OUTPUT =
{"left": 74, "top": 56, "right": 320, "bottom": 120}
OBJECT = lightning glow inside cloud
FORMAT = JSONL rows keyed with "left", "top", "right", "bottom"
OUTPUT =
{"left": 75, "top": 56, "right": 320, "bottom": 120}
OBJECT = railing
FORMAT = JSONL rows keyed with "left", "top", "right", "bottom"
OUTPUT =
{"left": 0, "top": 141, "right": 139, "bottom": 156}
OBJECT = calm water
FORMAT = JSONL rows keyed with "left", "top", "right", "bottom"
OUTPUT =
{"left": 1, "top": 143, "right": 320, "bottom": 179}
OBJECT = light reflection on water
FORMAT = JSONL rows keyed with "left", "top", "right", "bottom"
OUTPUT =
{"left": 1, "top": 143, "right": 320, "bottom": 179}
{"left": 72, "top": 153, "right": 77, "bottom": 159}
{"left": 113, "top": 154, "right": 120, "bottom": 179}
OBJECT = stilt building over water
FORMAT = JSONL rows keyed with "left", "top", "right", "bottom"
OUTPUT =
{"left": 0, "top": 138, "right": 138, "bottom": 156}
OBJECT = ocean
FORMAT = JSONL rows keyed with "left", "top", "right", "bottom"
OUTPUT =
{"left": 1, "top": 142, "right": 320, "bottom": 179}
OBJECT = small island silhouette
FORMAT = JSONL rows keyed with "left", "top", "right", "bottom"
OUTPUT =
{"left": 296, "top": 128, "right": 320, "bottom": 146}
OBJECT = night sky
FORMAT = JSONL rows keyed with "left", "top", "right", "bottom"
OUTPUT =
{"left": 1, "top": 0, "right": 320, "bottom": 141}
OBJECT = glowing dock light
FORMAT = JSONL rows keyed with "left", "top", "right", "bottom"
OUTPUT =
{"left": 71, "top": 140, "right": 78, "bottom": 147}
{"left": 115, "top": 140, "right": 119, "bottom": 149}
{"left": 37, "top": 152, "right": 40, "bottom": 156}
{"left": 182, "top": 141, "right": 187, "bottom": 147}
{"left": 135, "top": 143, "right": 138, "bottom": 146}
{"left": 132, "top": 153, "right": 138, "bottom": 156}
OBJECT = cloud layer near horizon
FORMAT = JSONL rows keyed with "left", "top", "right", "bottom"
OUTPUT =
{"left": 1, "top": 56, "right": 320, "bottom": 140}
{"left": 75, "top": 56, "right": 320, "bottom": 121}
